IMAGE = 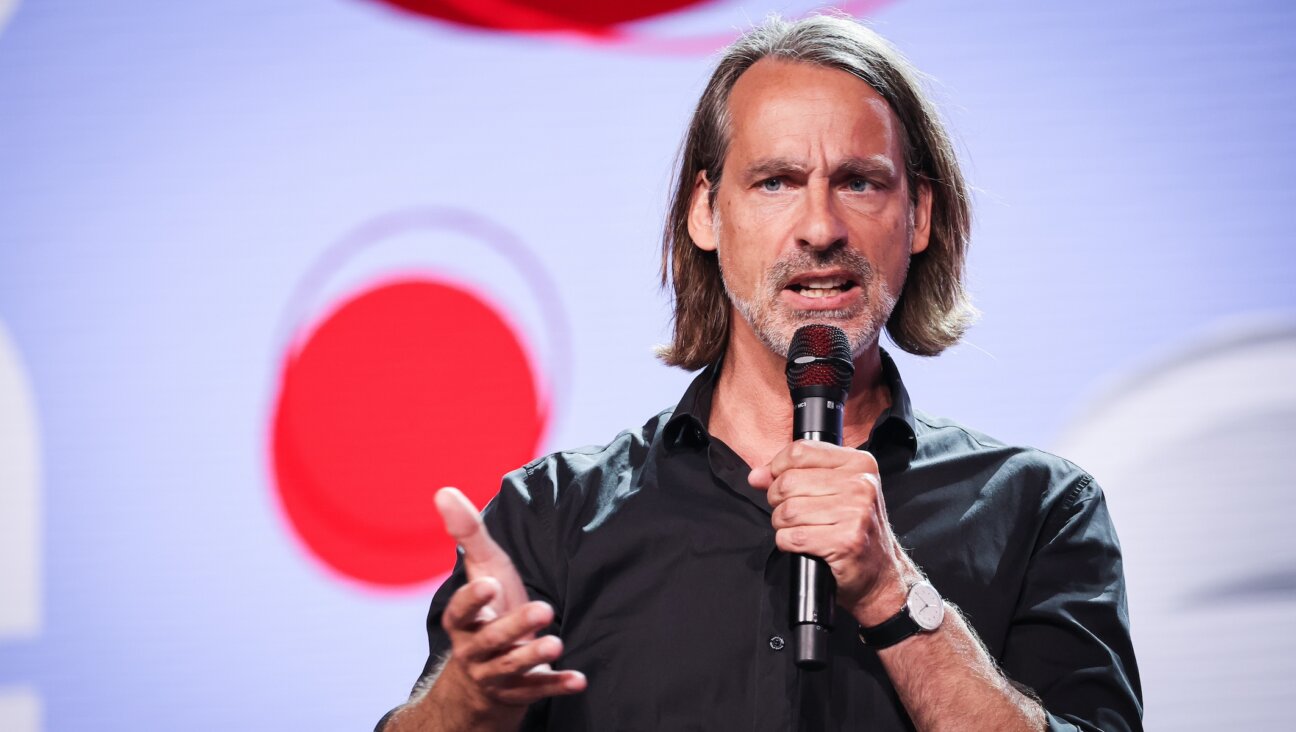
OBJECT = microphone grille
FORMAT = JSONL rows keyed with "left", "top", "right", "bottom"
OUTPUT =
{"left": 786, "top": 325, "right": 854, "bottom": 390}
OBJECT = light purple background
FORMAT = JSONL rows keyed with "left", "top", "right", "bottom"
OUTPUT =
{"left": 0, "top": 0, "right": 1293, "bottom": 729}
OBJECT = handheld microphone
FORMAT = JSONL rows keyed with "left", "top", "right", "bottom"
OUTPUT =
{"left": 785, "top": 324, "right": 854, "bottom": 670}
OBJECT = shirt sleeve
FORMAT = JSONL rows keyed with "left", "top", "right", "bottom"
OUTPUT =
{"left": 1000, "top": 473, "right": 1143, "bottom": 732}
{"left": 419, "top": 462, "right": 564, "bottom": 677}
{"left": 377, "top": 463, "right": 563, "bottom": 730}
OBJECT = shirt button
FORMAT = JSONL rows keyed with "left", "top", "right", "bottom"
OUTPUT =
{"left": 768, "top": 635, "right": 785, "bottom": 651}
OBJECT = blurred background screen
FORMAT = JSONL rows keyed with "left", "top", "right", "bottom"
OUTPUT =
{"left": 0, "top": 0, "right": 1293, "bottom": 729}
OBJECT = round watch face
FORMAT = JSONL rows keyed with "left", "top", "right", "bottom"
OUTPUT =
{"left": 906, "top": 582, "right": 945, "bottom": 631}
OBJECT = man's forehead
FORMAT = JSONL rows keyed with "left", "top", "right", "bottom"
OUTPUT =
{"left": 724, "top": 58, "right": 900, "bottom": 165}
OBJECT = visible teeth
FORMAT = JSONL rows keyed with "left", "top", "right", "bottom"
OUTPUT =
{"left": 800, "top": 277, "right": 848, "bottom": 289}
{"left": 790, "top": 277, "right": 850, "bottom": 298}
{"left": 801, "top": 287, "right": 843, "bottom": 298}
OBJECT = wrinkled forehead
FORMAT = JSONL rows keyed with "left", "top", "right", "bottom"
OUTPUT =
{"left": 723, "top": 58, "right": 905, "bottom": 173}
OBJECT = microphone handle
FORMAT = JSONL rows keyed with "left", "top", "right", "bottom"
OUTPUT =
{"left": 790, "top": 392, "right": 845, "bottom": 670}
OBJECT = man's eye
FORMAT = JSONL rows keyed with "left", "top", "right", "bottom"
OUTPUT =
{"left": 847, "top": 178, "right": 871, "bottom": 192}
{"left": 761, "top": 178, "right": 783, "bottom": 192}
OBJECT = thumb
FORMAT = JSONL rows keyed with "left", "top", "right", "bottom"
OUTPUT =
{"left": 434, "top": 487, "right": 529, "bottom": 609}
{"left": 435, "top": 484, "right": 531, "bottom": 611}
{"left": 434, "top": 487, "right": 506, "bottom": 566}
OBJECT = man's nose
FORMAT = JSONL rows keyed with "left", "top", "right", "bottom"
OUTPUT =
{"left": 795, "top": 184, "right": 848, "bottom": 251}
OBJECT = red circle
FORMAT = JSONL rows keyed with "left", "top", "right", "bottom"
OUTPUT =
{"left": 371, "top": 0, "right": 706, "bottom": 34}
{"left": 272, "top": 279, "right": 546, "bottom": 587}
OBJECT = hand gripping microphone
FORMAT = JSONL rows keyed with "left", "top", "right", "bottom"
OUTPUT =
{"left": 785, "top": 324, "right": 855, "bottom": 670}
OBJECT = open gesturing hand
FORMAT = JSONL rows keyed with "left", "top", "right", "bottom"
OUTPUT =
{"left": 432, "top": 488, "right": 586, "bottom": 716}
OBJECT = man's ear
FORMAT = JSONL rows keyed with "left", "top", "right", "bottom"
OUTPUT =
{"left": 911, "top": 180, "right": 932, "bottom": 255}
{"left": 687, "top": 172, "right": 718, "bottom": 252}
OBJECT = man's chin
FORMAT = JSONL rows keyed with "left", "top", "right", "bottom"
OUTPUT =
{"left": 765, "top": 316, "right": 880, "bottom": 360}
{"left": 734, "top": 301, "right": 875, "bottom": 359}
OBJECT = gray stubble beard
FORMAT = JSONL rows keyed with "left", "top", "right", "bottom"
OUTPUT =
{"left": 719, "top": 242, "right": 902, "bottom": 360}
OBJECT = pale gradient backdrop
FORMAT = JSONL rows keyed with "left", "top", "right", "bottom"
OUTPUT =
{"left": 0, "top": 0, "right": 1293, "bottom": 729}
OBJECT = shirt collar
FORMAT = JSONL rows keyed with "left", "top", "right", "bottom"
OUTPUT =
{"left": 663, "top": 362, "right": 720, "bottom": 450}
{"left": 663, "top": 348, "right": 919, "bottom": 472}
{"left": 868, "top": 348, "right": 918, "bottom": 474}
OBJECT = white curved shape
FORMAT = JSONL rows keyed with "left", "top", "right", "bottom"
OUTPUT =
{"left": 1053, "top": 317, "right": 1296, "bottom": 731}
{"left": 0, "top": 1, "right": 17, "bottom": 36}
{"left": 0, "top": 318, "right": 40, "bottom": 637}
{"left": 0, "top": 318, "right": 41, "bottom": 732}
{"left": 0, "top": 688, "right": 39, "bottom": 732}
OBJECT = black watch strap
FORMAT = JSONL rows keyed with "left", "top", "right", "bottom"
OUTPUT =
{"left": 857, "top": 606, "right": 920, "bottom": 649}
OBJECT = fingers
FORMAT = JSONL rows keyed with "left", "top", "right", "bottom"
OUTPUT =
{"left": 435, "top": 487, "right": 508, "bottom": 565}
{"left": 433, "top": 488, "right": 586, "bottom": 708}
{"left": 748, "top": 464, "right": 774, "bottom": 489}
{"left": 478, "top": 635, "right": 565, "bottom": 680}
{"left": 490, "top": 667, "right": 587, "bottom": 706}
{"left": 442, "top": 583, "right": 586, "bottom": 707}
{"left": 470, "top": 636, "right": 581, "bottom": 696}
{"left": 444, "top": 580, "right": 553, "bottom": 642}
{"left": 768, "top": 440, "right": 875, "bottom": 477}
{"left": 750, "top": 442, "right": 879, "bottom": 492}
{"left": 442, "top": 577, "right": 504, "bottom": 633}
{"left": 458, "top": 600, "right": 556, "bottom": 664}
{"left": 771, "top": 493, "right": 869, "bottom": 529}
{"left": 762, "top": 466, "right": 881, "bottom": 509}
{"left": 774, "top": 521, "right": 876, "bottom": 561}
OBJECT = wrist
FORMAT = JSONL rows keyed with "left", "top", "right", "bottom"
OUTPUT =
{"left": 857, "top": 580, "right": 946, "bottom": 651}
{"left": 852, "top": 573, "right": 909, "bottom": 627}
{"left": 435, "top": 657, "right": 525, "bottom": 729}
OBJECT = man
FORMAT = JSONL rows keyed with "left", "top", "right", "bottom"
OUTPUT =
{"left": 380, "top": 14, "right": 1141, "bottom": 732}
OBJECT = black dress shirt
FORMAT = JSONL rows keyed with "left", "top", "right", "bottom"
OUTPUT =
{"left": 393, "top": 353, "right": 1142, "bottom": 731}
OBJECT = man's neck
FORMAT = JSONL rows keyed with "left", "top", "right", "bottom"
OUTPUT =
{"left": 708, "top": 322, "right": 892, "bottom": 469}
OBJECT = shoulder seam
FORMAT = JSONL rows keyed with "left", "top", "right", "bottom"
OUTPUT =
{"left": 914, "top": 413, "right": 1095, "bottom": 479}
{"left": 1062, "top": 472, "right": 1094, "bottom": 512}
{"left": 913, "top": 413, "right": 1005, "bottom": 451}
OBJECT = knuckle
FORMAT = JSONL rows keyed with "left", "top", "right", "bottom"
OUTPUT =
{"left": 788, "top": 527, "right": 807, "bottom": 549}
{"left": 776, "top": 474, "right": 799, "bottom": 499}
{"left": 775, "top": 529, "right": 792, "bottom": 552}
{"left": 765, "top": 481, "right": 783, "bottom": 507}
{"left": 466, "top": 662, "right": 489, "bottom": 684}
{"left": 476, "top": 625, "right": 507, "bottom": 651}
{"left": 856, "top": 450, "right": 879, "bottom": 473}
{"left": 851, "top": 512, "right": 868, "bottom": 537}
{"left": 778, "top": 499, "right": 797, "bottom": 525}
{"left": 846, "top": 534, "right": 867, "bottom": 557}
{"left": 850, "top": 473, "right": 877, "bottom": 498}
{"left": 496, "top": 652, "right": 524, "bottom": 677}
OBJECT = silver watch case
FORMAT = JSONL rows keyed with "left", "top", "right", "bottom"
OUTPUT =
{"left": 906, "top": 581, "right": 945, "bottom": 631}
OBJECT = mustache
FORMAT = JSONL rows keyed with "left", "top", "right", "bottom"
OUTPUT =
{"left": 766, "top": 247, "right": 876, "bottom": 290}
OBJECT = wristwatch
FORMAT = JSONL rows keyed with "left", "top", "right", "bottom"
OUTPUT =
{"left": 857, "top": 581, "right": 945, "bottom": 649}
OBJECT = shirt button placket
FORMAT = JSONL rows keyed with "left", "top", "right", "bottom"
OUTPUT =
{"left": 768, "top": 634, "right": 785, "bottom": 651}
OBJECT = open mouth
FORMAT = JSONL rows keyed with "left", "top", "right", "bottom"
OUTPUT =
{"left": 786, "top": 276, "right": 859, "bottom": 299}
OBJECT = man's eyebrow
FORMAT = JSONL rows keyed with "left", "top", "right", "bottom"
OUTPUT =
{"left": 743, "top": 157, "right": 808, "bottom": 179}
{"left": 742, "top": 155, "right": 898, "bottom": 180}
{"left": 836, "top": 155, "right": 897, "bottom": 179}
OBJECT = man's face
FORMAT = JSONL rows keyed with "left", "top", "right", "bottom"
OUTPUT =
{"left": 688, "top": 58, "right": 931, "bottom": 359}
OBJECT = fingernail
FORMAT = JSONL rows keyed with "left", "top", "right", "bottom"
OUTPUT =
{"left": 527, "top": 604, "right": 549, "bottom": 624}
